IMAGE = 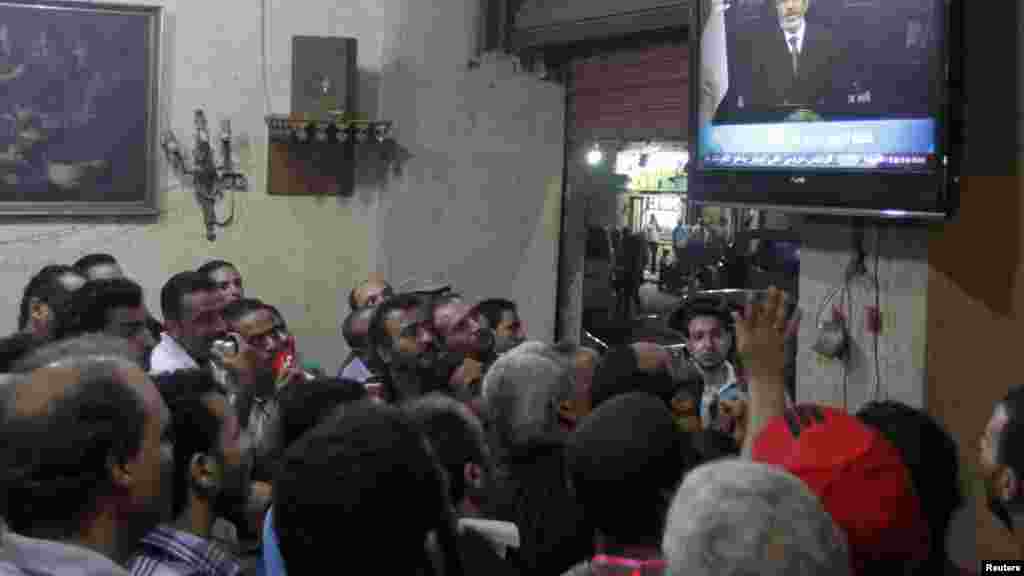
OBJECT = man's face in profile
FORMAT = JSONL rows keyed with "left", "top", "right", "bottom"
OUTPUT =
{"left": 776, "top": 0, "right": 808, "bottom": 33}
{"left": 383, "top": 306, "right": 437, "bottom": 371}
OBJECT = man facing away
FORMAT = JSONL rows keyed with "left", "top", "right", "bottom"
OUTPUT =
{"left": 0, "top": 335, "right": 171, "bottom": 576}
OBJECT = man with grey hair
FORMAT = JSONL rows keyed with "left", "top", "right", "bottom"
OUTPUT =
{"left": 527, "top": 341, "right": 600, "bottom": 426}
{"left": 480, "top": 342, "right": 575, "bottom": 454}
{"left": 0, "top": 335, "right": 171, "bottom": 576}
{"left": 662, "top": 459, "right": 850, "bottom": 576}
{"left": 480, "top": 342, "right": 589, "bottom": 575}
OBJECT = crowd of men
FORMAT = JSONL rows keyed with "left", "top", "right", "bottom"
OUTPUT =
{"left": 0, "top": 254, "right": 1016, "bottom": 575}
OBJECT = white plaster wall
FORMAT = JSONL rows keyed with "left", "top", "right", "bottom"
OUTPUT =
{"left": 796, "top": 221, "right": 929, "bottom": 412}
{"left": 0, "top": 0, "right": 564, "bottom": 373}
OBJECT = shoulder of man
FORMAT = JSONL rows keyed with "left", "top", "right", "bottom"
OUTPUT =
{"left": 560, "top": 560, "right": 594, "bottom": 576}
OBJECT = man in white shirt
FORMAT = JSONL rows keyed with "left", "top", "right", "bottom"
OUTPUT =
{"left": 150, "top": 271, "right": 227, "bottom": 375}
{"left": 644, "top": 215, "right": 661, "bottom": 273}
{"left": 749, "top": 0, "right": 838, "bottom": 110}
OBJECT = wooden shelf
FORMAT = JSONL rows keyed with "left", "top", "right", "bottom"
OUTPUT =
{"left": 264, "top": 114, "right": 394, "bottom": 196}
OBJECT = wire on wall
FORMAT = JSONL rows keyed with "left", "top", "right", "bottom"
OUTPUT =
{"left": 873, "top": 225, "right": 883, "bottom": 402}
{"left": 261, "top": 0, "right": 272, "bottom": 116}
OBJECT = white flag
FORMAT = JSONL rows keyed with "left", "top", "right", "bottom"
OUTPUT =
{"left": 700, "top": 0, "right": 730, "bottom": 126}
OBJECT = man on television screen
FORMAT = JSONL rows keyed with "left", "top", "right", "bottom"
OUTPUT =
{"left": 749, "top": 0, "right": 839, "bottom": 113}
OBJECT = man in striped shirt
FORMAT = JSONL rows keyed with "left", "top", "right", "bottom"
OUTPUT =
{"left": 130, "top": 370, "right": 250, "bottom": 576}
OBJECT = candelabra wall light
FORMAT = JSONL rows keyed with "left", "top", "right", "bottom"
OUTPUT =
{"left": 162, "top": 109, "right": 248, "bottom": 241}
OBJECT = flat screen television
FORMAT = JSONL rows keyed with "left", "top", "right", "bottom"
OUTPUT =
{"left": 689, "top": 0, "right": 963, "bottom": 219}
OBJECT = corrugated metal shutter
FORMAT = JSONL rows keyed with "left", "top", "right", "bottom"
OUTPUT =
{"left": 568, "top": 43, "right": 689, "bottom": 143}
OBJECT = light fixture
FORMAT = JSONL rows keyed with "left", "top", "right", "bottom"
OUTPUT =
{"left": 586, "top": 144, "right": 603, "bottom": 166}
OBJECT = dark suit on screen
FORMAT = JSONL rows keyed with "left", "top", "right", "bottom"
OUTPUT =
{"left": 749, "top": 22, "right": 839, "bottom": 111}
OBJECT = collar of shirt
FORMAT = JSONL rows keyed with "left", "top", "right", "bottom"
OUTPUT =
{"left": 149, "top": 333, "right": 199, "bottom": 375}
{"left": 129, "top": 524, "right": 241, "bottom": 576}
{"left": 0, "top": 530, "right": 132, "bottom": 576}
{"left": 784, "top": 20, "right": 806, "bottom": 53}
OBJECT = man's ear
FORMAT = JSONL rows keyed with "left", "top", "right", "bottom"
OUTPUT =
{"left": 29, "top": 298, "right": 50, "bottom": 326}
{"left": 1000, "top": 466, "right": 1019, "bottom": 504}
{"left": 189, "top": 453, "right": 222, "bottom": 494}
{"left": 464, "top": 462, "right": 484, "bottom": 490}
{"left": 109, "top": 451, "right": 134, "bottom": 491}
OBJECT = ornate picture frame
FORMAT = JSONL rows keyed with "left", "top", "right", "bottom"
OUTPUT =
{"left": 0, "top": 1, "right": 161, "bottom": 216}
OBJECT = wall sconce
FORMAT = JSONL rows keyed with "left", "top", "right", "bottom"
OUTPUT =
{"left": 586, "top": 144, "right": 603, "bottom": 166}
{"left": 162, "top": 109, "right": 247, "bottom": 241}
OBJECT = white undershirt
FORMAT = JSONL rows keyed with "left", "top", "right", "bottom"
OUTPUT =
{"left": 784, "top": 19, "right": 807, "bottom": 55}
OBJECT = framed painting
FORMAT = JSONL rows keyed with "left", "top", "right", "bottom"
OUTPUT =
{"left": 0, "top": 1, "right": 161, "bottom": 216}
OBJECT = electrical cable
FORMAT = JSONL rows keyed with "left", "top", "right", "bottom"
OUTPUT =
{"left": 873, "top": 226, "right": 883, "bottom": 401}
{"left": 841, "top": 281, "right": 849, "bottom": 410}
{"left": 261, "top": 0, "right": 272, "bottom": 116}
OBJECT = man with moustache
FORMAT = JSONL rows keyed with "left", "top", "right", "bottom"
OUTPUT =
{"left": 432, "top": 294, "right": 497, "bottom": 366}
{"left": 367, "top": 293, "right": 441, "bottom": 403}
{"left": 679, "top": 298, "right": 743, "bottom": 434}
{"left": 749, "top": 0, "right": 839, "bottom": 111}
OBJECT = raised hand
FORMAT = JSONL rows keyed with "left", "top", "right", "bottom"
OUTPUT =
{"left": 731, "top": 287, "right": 800, "bottom": 454}
{"left": 732, "top": 287, "right": 800, "bottom": 384}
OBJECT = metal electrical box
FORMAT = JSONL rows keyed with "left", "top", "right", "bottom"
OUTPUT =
{"left": 290, "top": 36, "right": 358, "bottom": 116}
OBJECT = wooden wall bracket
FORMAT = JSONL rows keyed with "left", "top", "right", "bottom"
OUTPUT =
{"left": 265, "top": 114, "right": 394, "bottom": 197}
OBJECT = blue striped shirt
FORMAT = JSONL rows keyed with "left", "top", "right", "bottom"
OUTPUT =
{"left": 129, "top": 525, "right": 241, "bottom": 576}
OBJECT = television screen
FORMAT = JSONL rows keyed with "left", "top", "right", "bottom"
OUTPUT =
{"left": 690, "top": 0, "right": 960, "bottom": 218}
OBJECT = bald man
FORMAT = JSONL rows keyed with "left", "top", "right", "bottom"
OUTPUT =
{"left": 0, "top": 335, "right": 171, "bottom": 575}
{"left": 348, "top": 275, "right": 394, "bottom": 311}
{"left": 340, "top": 305, "right": 377, "bottom": 382}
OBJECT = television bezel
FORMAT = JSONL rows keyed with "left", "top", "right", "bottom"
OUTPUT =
{"left": 686, "top": 0, "right": 963, "bottom": 221}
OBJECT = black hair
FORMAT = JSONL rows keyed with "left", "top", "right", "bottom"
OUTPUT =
{"left": 196, "top": 259, "right": 238, "bottom": 279}
{"left": 367, "top": 292, "right": 428, "bottom": 372}
{"left": 475, "top": 298, "right": 517, "bottom": 331}
{"left": 160, "top": 271, "right": 216, "bottom": 323}
{"left": 856, "top": 401, "right": 963, "bottom": 571}
{"left": 277, "top": 377, "right": 368, "bottom": 451}
{"left": 501, "top": 435, "right": 591, "bottom": 575}
{"left": 670, "top": 296, "right": 734, "bottom": 338}
{"left": 73, "top": 253, "right": 118, "bottom": 276}
{"left": 152, "top": 369, "right": 223, "bottom": 518}
{"left": 221, "top": 298, "right": 268, "bottom": 328}
{"left": 63, "top": 278, "right": 145, "bottom": 339}
{"left": 567, "top": 392, "right": 688, "bottom": 546}
{"left": 274, "top": 402, "right": 462, "bottom": 576}
{"left": 0, "top": 333, "right": 38, "bottom": 373}
{"left": 18, "top": 265, "right": 83, "bottom": 331}
{"left": 0, "top": 338, "right": 146, "bottom": 538}
{"left": 405, "top": 393, "right": 489, "bottom": 504}
{"left": 263, "top": 303, "right": 288, "bottom": 332}
{"left": 590, "top": 345, "right": 676, "bottom": 410}
{"left": 249, "top": 377, "right": 368, "bottom": 484}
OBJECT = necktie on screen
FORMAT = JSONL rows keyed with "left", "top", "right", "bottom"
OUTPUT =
{"left": 789, "top": 35, "right": 800, "bottom": 75}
